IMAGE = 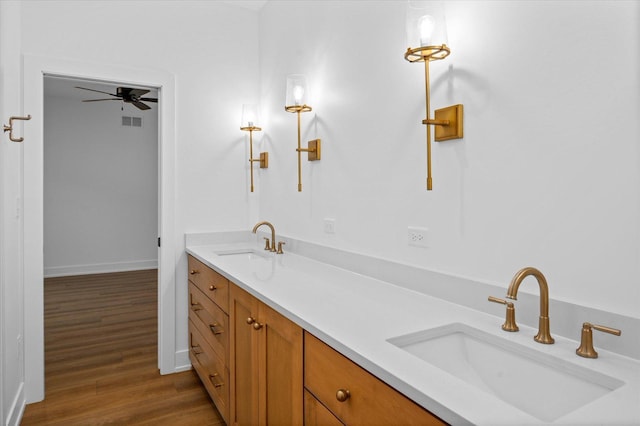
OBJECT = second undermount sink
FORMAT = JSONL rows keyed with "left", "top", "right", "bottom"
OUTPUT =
{"left": 387, "top": 323, "right": 624, "bottom": 422}
{"left": 214, "top": 248, "right": 273, "bottom": 260}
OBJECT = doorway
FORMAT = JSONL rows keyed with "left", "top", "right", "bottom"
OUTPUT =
{"left": 43, "top": 76, "right": 159, "bottom": 278}
{"left": 23, "top": 56, "right": 177, "bottom": 403}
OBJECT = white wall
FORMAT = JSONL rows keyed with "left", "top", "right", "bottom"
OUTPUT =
{"left": 20, "top": 0, "right": 260, "bottom": 389}
{"left": 12, "top": 2, "right": 638, "bottom": 416}
{"left": 1, "top": 1, "right": 25, "bottom": 424}
{"left": 257, "top": 1, "right": 639, "bottom": 318}
{"left": 43, "top": 87, "right": 158, "bottom": 276}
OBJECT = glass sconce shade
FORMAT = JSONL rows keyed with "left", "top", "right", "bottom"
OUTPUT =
{"left": 285, "top": 74, "right": 310, "bottom": 108}
{"left": 406, "top": 1, "right": 448, "bottom": 49}
{"left": 241, "top": 104, "right": 260, "bottom": 129}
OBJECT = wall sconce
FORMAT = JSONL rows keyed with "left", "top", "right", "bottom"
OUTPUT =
{"left": 284, "top": 74, "right": 321, "bottom": 192}
{"left": 240, "top": 104, "right": 268, "bottom": 192}
{"left": 405, "top": 2, "right": 463, "bottom": 190}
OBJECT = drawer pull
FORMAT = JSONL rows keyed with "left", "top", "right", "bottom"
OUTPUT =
{"left": 190, "top": 344, "right": 203, "bottom": 355}
{"left": 209, "top": 373, "right": 224, "bottom": 388}
{"left": 246, "top": 317, "right": 255, "bottom": 325}
{"left": 190, "top": 302, "right": 203, "bottom": 311}
{"left": 209, "top": 323, "right": 224, "bottom": 335}
{"left": 209, "top": 284, "right": 217, "bottom": 291}
{"left": 189, "top": 269, "right": 199, "bottom": 275}
{"left": 252, "top": 321, "right": 263, "bottom": 330}
{"left": 336, "top": 389, "right": 351, "bottom": 402}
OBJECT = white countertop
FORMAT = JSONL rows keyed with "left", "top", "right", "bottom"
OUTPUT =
{"left": 186, "top": 241, "right": 640, "bottom": 425}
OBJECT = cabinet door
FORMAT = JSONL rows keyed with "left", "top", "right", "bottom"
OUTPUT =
{"left": 229, "top": 284, "right": 260, "bottom": 426}
{"left": 305, "top": 333, "right": 445, "bottom": 426}
{"left": 258, "top": 303, "right": 303, "bottom": 426}
{"left": 304, "top": 389, "right": 344, "bottom": 426}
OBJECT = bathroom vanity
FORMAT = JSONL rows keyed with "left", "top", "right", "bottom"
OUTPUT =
{"left": 186, "top": 233, "right": 640, "bottom": 425}
{"left": 188, "top": 253, "right": 443, "bottom": 425}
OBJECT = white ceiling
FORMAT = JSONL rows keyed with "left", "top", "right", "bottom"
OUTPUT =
{"left": 43, "top": 1, "right": 267, "bottom": 102}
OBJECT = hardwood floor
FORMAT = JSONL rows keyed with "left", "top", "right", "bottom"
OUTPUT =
{"left": 21, "top": 269, "right": 225, "bottom": 425}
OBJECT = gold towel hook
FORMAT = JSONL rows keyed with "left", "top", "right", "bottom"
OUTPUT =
{"left": 3, "top": 115, "right": 32, "bottom": 142}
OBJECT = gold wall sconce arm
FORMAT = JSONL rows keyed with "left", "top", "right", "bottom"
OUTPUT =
{"left": 405, "top": 45, "right": 463, "bottom": 190}
{"left": 240, "top": 125, "right": 268, "bottom": 192}
{"left": 285, "top": 104, "right": 320, "bottom": 192}
{"left": 3, "top": 114, "right": 32, "bottom": 142}
{"left": 240, "top": 104, "right": 267, "bottom": 193}
{"left": 285, "top": 74, "right": 320, "bottom": 192}
{"left": 404, "top": 1, "right": 463, "bottom": 191}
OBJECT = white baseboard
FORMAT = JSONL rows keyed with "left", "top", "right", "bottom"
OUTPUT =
{"left": 174, "top": 349, "right": 192, "bottom": 373}
{"left": 44, "top": 259, "right": 158, "bottom": 278}
{"left": 6, "top": 382, "right": 24, "bottom": 426}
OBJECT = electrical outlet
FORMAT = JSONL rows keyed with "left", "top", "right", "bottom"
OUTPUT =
{"left": 324, "top": 218, "right": 336, "bottom": 234}
{"left": 408, "top": 226, "right": 428, "bottom": 247}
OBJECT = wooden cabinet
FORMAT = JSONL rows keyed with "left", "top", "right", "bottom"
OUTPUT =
{"left": 304, "top": 332, "right": 446, "bottom": 426}
{"left": 188, "top": 255, "right": 229, "bottom": 312}
{"left": 229, "top": 283, "right": 303, "bottom": 426}
{"left": 188, "top": 253, "right": 445, "bottom": 426}
{"left": 304, "top": 389, "right": 344, "bottom": 426}
{"left": 187, "top": 255, "right": 230, "bottom": 424}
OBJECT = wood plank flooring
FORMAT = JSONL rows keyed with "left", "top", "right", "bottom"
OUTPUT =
{"left": 21, "top": 269, "right": 225, "bottom": 425}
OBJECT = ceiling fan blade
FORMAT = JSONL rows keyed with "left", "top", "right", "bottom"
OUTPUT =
{"left": 82, "top": 98, "right": 120, "bottom": 102}
{"left": 140, "top": 97, "right": 158, "bottom": 102}
{"left": 132, "top": 101, "right": 151, "bottom": 110}
{"left": 75, "top": 86, "right": 117, "bottom": 97}
{"left": 128, "top": 88, "right": 150, "bottom": 97}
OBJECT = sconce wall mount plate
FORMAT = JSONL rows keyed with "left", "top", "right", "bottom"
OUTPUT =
{"left": 426, "top": 104, "right": 463, "bottom": 141}
{"left": 297, "top": 138, "right": 321, "bottom": 161}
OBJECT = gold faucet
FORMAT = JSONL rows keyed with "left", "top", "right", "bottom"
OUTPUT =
{"left": 488, "top": 296, "right": 519, "bottom": 332}
{"left": 576, "top": 322, "right": 621, "bottom": 359}
{"left": 252, "top": 221, "right": 277, "bottom": 253}
{"left": 506, "top": 267, "right": 554, "bottom": 344}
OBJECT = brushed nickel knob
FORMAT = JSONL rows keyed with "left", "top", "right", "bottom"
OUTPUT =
{"left": 335, "top": 389, "right": 350, "bottom": 402}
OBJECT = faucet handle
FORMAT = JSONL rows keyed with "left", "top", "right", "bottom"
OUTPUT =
{"left": 276, "top": 241, "right": 285, "bottom": 254}
{"left": 488, "top": 296, "right": 519, "bottom": 332}
{"left": 576, "top": 322, "right": 621, "bottom": 359}
{"left": 263, "top": 237, "right": 272, "bottom": 251}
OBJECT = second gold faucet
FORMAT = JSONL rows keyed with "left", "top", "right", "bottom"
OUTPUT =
{"left": 252, "top": 221, "right": 284, "bottom": 254}
{"left": 506, "top": 267, "right": 554, "bottom": 344}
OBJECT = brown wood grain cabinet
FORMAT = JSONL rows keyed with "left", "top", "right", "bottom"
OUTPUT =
{"left": 304, "top": 332, "right": 446, "bottom": 426}
{"left": 187, "top": 255, "right": 231, "bottom": 424}
{"left": 229, "top": 283, "right": 304, "bottom": 426}
{"left": 188, "top": 254, "right": 445, "bottom": 426}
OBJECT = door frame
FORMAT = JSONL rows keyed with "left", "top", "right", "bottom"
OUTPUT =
{"left": 23, "top": 55, "right": 177, "bottom": 402}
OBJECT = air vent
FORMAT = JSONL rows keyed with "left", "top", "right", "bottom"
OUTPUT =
{"left": 122, "top": 116, "right": 142, "bottom": 128}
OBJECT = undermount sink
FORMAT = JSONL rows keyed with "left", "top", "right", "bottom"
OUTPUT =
{"left": 387, "top": 323, "right": 624, "bottom": 422}
{"left": 214, "top": 248, "right": 273, "bottom": 260}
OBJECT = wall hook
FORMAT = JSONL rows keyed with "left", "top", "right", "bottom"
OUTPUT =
{"left": 3, "top": 115, "right": 32, "bottom": 142}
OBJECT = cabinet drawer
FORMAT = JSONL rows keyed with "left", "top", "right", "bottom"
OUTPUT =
{"left": 304, "top": 333, "right": 446, "bottom": 426}
{"left": 188, "top": 283, "right": 229, "bottom": 365}
{"left": 188, "top": 255, "right": 229, "bottom": 313}
{"left": 189, "top": 319, "right": 229, "bottom": 424}
{"left": 305, "top": 389, "right": 344, "bottom": 426}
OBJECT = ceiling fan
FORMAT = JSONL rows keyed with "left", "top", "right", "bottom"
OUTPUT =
{"left": 75, "top": 86, "right": 158, "bottom": 110}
